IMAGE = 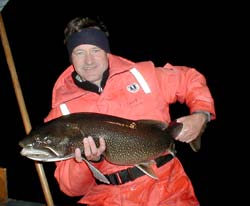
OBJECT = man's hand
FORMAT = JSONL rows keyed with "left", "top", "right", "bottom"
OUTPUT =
{"left": 75, "top": 136, "right": 106, "bottom": 163}
{"left": 174, "top": 113, "right": 207, "bottom": 143}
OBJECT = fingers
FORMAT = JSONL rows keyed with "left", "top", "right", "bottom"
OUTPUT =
{"left": 81, "top": 136, "right": 105, "bottom": 161}
{"left": 74, "top": 136, "right": 106, "bottom": 162}
{"left": 174, "top": 115, "right": 205, "bottom": 143}
{"left": 175, "top": 125, "right": 199, "bottom": 143}
{"left": 99, "top": 137, "right": 106, "bottom": 152}
{"left": 75, "top": 148, "right": 83, "bottom": 163}
{"left": 83, "top": 136, "right": 95, "bottom": 157}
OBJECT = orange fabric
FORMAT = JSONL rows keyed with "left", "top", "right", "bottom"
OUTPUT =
{"left": 81, "top": 159, "right": 199, "bottom": 206}
{"left": 45, "top": 54, "right": 215, "bottom": 205}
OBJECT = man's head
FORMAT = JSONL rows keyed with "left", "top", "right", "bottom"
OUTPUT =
{"left": 64, "top": 16, "right": 110, "bottom": 86}
{"left": 66, "top": 28, "right": 110, "bottom": 56}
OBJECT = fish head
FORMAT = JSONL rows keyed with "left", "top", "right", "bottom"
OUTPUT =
{"left": 19, "top": 134, "right": 73, "bottom": 162}
{"left": 19, "top": 121, "right": 84, "bottom": 162}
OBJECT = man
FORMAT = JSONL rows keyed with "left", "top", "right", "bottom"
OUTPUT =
{"left": 45, "top": 16, "right": 215, "bottom": 206}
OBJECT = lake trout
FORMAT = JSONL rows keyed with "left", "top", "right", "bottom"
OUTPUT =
{"left": 19, "top": 112, "right": 198, "bottom": 184}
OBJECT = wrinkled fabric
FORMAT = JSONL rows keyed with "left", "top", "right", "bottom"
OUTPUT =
{"left": 81, "top": 159, "right": 199, "bottom": 206}
{"left": 45, "top": 54, "right": 215, "bottom": 205}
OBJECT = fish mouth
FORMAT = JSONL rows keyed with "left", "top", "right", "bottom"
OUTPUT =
{"left": 20, "top": 147, "right": 57, "bottom": 162}
{"left": 20, "top": 147, "right": 73, "bottom": 162}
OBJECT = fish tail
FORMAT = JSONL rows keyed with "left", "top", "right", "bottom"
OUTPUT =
{"left": 167, "top": 120, "right": 183, "bottom": 139}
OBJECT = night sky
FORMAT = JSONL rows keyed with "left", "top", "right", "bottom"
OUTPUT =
{"left": 0, "top": 1, "right": 242, "bottom": 206}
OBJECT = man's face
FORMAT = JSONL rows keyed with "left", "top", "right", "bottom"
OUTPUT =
{"left": 71, "top": 44, "right": 109, "bottom": 86}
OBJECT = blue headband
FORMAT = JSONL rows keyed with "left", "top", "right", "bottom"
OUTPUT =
{"left": 66, "top": 28, "right": 110, "bottom": 55}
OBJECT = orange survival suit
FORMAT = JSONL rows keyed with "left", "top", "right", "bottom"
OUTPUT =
{"left": 45, "top": 54, "right": 215, "bottom": 206}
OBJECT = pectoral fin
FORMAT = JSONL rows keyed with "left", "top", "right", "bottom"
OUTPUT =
{"left": 135, "top": 161, "right": 158, "bottom": 180}
{"left": 81, "top": 157, "right": 110, "bottom": 184}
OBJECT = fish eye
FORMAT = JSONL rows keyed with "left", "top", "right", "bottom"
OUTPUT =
{"left": 35, "top": 137, "right": 41, "bottom": 143}
{"left": 43, "top": 136, "right": 52, "bottom": 145}
{"left": 46, "top": 139, "right": 52, "bottom": 144}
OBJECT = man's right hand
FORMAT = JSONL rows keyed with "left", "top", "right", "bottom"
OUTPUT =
{"left": 75, "top": 136, "right": 106, "bottom": 162}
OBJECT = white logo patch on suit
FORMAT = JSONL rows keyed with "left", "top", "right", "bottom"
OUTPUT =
{"left": 127, "top": 83, "right": 140, "bottom": 93}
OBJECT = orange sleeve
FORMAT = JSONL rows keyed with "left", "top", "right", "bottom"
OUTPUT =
{"left": 43, "top": 107, "right": 62, "bottom": 122}
{"left": 158, "top": 63, "right": 216, "bottom": 120}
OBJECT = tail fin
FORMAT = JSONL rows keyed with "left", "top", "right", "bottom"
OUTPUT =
{"left": 168, "top": 120, "right": 201, "bottom": 152}
{"left": 189, "top": 137, "right": 201, "bottom": 152}
{"left": 168, "top": 120, "right": 183, "bottom": 139}
{"left": 189, "top": 123, "right": 206, "bottom": 152}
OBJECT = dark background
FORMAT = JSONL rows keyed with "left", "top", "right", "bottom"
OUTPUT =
{"left": 0, "top": 1, "right": 243, "bottom": 206}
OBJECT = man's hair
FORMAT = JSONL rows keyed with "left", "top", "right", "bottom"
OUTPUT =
{"left": 64, "top": 16, "right": 109, "bottom": 44}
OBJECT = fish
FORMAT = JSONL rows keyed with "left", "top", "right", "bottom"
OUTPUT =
{"left": 19, "top": 112, "right": 199, "bottom": 184}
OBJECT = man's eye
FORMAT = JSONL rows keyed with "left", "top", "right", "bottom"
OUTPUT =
{"left": 75, "top": 51, "right": 85, "bottom": 56}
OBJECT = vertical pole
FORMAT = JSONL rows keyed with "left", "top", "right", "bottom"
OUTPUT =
{"left": 0, "top": 167, "right": 8, "bottom": 202}
{"left": 0, "top": 13, "right": 54, "bottom": 206}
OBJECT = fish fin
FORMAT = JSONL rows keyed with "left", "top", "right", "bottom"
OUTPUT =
{"left": 189, "top": 137, "right": 201, "bottom": 152}
{"left": 81, "top": 157, "right": 110, "bottom": 184}
{"left": 135, "top": 161, "right": 159, "bottom": 180}
{"left": 189, "top": 122, "right": 206, "bottom": 152}
{"left": 168, "top": 120, "right": 206, "bottom": 152}
{"left": 168, "top": 142, "right": 177, "bottom": 156}
{"left": 167, "top": 120, "right": 183, "bottom": 139}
